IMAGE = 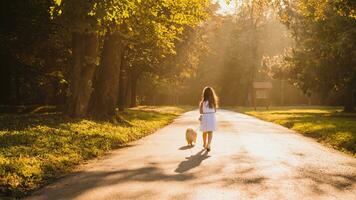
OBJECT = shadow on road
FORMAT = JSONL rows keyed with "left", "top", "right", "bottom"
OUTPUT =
{"left": 28, "top": 163, "right": 195, "bottom": 200}
{"left": 179, "top": 145, "right": 194, "bottom": 150}
{"left": 175, "top": 149, "right": 210, "bottom": 173}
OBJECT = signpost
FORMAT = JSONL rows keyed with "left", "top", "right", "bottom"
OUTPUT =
{"left": 253, "top": 81, "right": 272, "bottom": 110}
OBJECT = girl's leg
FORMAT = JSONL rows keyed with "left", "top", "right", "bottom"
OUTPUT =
{"left": 203, "top": 132, "right": 207, "bottom": 147}
{"left": 207, "top": 131, "right": 213, "bottom": 150}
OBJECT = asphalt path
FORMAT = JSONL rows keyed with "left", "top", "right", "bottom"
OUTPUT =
{"left": 27, "top": 110, "right": 356, "bottom": 200}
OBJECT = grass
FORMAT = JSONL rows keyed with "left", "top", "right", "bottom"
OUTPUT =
{"left": 0, "top": 106, "right": 192, "bottom": 198}
{"left": 229, "top": 106, "right": 356, "bottom": 156}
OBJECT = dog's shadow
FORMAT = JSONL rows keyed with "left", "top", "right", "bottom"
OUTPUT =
{"left": 175, "top": 149, "right": 210, "bottom": 173}
{"left": 179, "top": 145, "right": 194, "bottom": 150}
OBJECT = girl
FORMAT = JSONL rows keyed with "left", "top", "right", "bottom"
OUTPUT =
{"left": 199, "top": 86, "right": 218, "bottom": 152}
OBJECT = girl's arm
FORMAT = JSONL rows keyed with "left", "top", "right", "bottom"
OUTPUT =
{"left": 199, "top": 102, "right": 203, "bottom": 114}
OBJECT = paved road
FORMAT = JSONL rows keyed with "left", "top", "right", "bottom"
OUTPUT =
{"left": 28, "top": 110, "right": 356, "bottom": 200}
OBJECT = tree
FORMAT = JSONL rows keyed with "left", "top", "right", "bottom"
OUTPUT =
{"left": 234, "top": 0, "right": 280, "bottom": 105}
{"left": 52, "top": 0, "right": 103, "bottom": 117}
{"left": 137, "top": 23, "right": 212, "bottom": 105}
{"left": 119, "top": 0, "right": 212, "bottom": 108}
{"left": 0, "top": 0, "right": 69, "bottom": 105}
{"left": 51, "top": 0, "right": 212, "bottom": 118}
{"left": 279, "top": 0, "right": 356, "bottom": 112}
{"left": 181, "top": 0, "right": 291, "bottom": 106}
{"left": 87, "top": 1, "right": 136, "bottom": 118}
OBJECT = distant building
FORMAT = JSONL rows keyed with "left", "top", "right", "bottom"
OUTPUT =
{"left": 253, "top": 81, "right": 272, "bottom": 110}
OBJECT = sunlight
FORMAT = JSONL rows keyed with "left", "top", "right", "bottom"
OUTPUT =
{"left": 214, "top": 0, "right": 237, "bottom": 15}
{"left": 2, "top": 0, "right": 355, "bottom": 198}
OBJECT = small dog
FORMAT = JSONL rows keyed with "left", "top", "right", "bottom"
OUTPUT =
{"left": 185, "top": 128, "right": 197, "bottom": 146}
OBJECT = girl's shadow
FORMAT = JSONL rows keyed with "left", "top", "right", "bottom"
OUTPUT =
{"left": 179, "top": 145, "right": 194, "bottom": 150}
{"left": 175, "top": 149, "right": 210, "bottom": 173}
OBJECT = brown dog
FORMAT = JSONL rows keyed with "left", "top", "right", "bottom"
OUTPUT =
{"left": 186, "top": 128, "right": 197, "bottom": 146}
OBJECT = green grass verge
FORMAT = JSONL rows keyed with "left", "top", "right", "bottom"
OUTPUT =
{"left": 0, "top": 106, "right": 192, "bottom": 198}
{"left": 229, "top": 106, "right": 356, "bottom": 156}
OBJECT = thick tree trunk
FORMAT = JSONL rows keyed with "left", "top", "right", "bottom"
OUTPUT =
{"left": 67, "top": 32, "right": 99, "bottom": 117}
{"left": 75, "top": 34, "right": 99, "bottom": 116}
{"left": 129, "top": 72, "right": 138, "bottom": 108}
{"left": 118, "top": 52, "right": 127, "bottom": 111}
{"left": 125, "top": 73, "right": 132, "bottom": 107}
{"left": 67, "top": 32, "right": 84, "bottom": 116}
{"left": 89, "top": 32, "right": 124, "bottom": 118}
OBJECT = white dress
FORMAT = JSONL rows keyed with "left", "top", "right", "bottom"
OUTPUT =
{"left": 200, "top": 101, "right": 217, "bottom": 132}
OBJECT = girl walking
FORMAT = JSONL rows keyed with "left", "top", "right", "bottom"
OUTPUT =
{"left": 199, "top": 86, "right": 218, "bottom": 152}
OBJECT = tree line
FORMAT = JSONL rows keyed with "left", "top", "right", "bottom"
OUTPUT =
{"left": 180, "top": 0, "right": 355, "bottom": 111}
{"left": 0, "top": 0, "right": 212, "bottom": 118}
{"left": 265, "top": 0, "right": 356, "bottom": 112}
{"left": 177, "top": 1, "right": 295, "bottom": 106}
{"left": 1, "top": 0, "right": 354, "bottom": 114}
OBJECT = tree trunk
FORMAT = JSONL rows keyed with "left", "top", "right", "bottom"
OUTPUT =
{"left": 125, "top": 72, "right": 132, "bottom": 107}
{"left": 129, "top": 72, "right": 138, "bottom": 108}
{"left": 0, "top": 51, "right": 13, "bottom": 104}
{"left": 343, "top": 85, "right": 355, "bottom": 112}
{"left": 280, "top": 79, "right": 285, "bottom": 106}
{"left": 89, "top": 32, "right": 124, "bottom": 118}
{"left": 246, "top": 20, "right": 259, "bottom": 108}
{"left": 67, "top": 32, "right": 99, "bottom": 117}
{"left": 118, "top": 54, "right": 127, "bottom": 111}
{"left": 67, "top": 32, "right": 84, "bottom": 116}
